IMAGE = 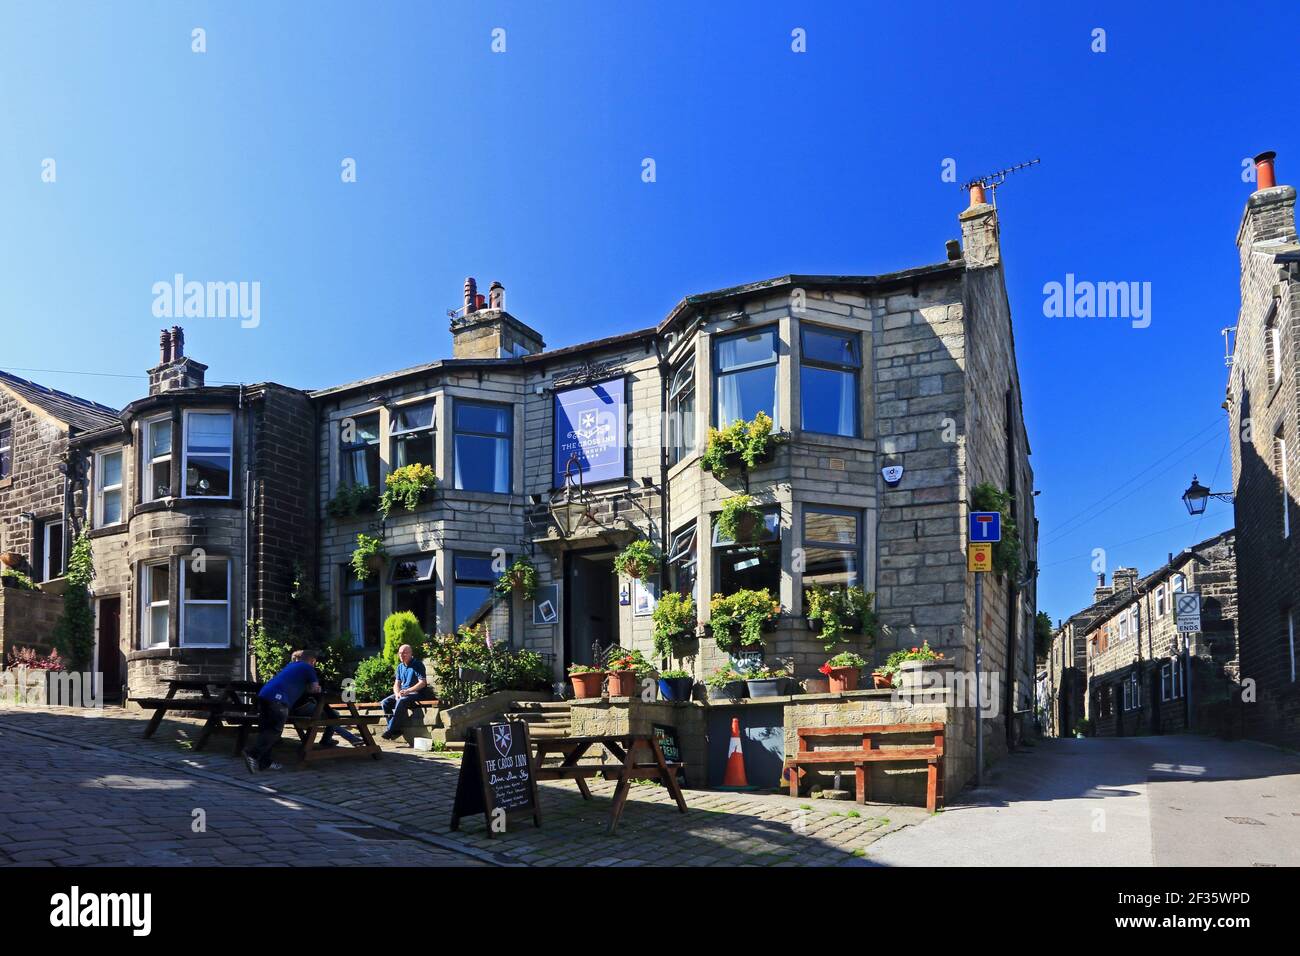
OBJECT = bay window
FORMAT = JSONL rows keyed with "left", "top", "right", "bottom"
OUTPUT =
{"left": 180, "top": 558, "right": 231, "bottom": 647}
{"left": 391, "top": 400, "right": 436, "bottom": 470}
{"left": 453, "top": 401, "right": 511, "bottom": 494}
{"left": 142, "top": 563, "right": 169, "bottom": 647}
{"left": 95, "top": 449, "right": 124, "bottom": 527}
{"left": 667, "top": 353, "right": 696, "bottom": 466}
{"left": 800, "top": 325, "right": 860, "bottom": 437}
{"left": 340, "top": 412, "right": 381, "bottom": 489}
{"left": 713, "top": 507, "right": 781, "bottom": 595}
{"left": 802, "top": 507, "right": 860, "bottom": 589}
{"left": 391, "top": 552, "right": 437, "bottom": 634}
{"left": 342, "top": 564, "right": 380, "bottom": 648}
{"left": 714, "top": 328, "right": 778, "bottom": 427}
{"left": 183, "top": 411, "right": 233, "bottom": 498}
{"left": 142, "top": 415, "right": 173, "bottom": 501}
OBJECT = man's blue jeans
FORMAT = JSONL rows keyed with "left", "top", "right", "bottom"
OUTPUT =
{"left": 381, "top": 690, "right": 432, "bottom": 735}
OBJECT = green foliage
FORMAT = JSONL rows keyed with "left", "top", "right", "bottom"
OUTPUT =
{"left": 741, "top": 663, "right": 787, "bottom": 680}
{"left": 249, "top": 620, "right": 293, "bottom": 683}
{"left": 383, "top": 611, "right": 425, "bottom": 663}
{"left": 567, "top": 663, "right": 603, "bottom": 675}
{"left": 423, "top": 624, "right": 551, "bottom": 706}
{"left": 494, "top": 555, "right": 538, "bottom": 601}
{"left": 700, "top": 411, "right": 777, "bottom": 477}
{"left": 1035, "top": 611, "right": 1053, "bottom": 662}
{"left": 248, "top": 622, "right": 359, "bottom": 686}
{"left": 1, "top": 568, "right": 38, "bottom": 590}
{"left": 880, "top": 641, "right": 944, "bottom": 678}
{"left": 352, "top": 654, "right": 397, "bottom": 702}
{"left": 659, "top": 668, "right": 692, "bottom": 679}
{"left": 605, "top": 647, "right": 655, "bottom": 677}
{"left": 651, "top": 592, "right": 697, "bottom": 658}
{"left": 971, "top": 481, "right": 1022, "bottom": 577}
{"left": 1074, "top": 717, "right": 1092, "bottom": 736}
{"left": 379, "top": 463, "right": 437, "bottom": 518}
{"left": 326, "top": 483, "right": 378, "bottom": 519}
{"left": 350, "top": 533, "right": 387, "bottom": 581}
{"left": 709, "top": 588, "right": 781, "bottom": 652}
{"left": 715, "top": 494, "right": 764, "bottom": 544}
{"left": 52, "top": 533, "right": 94, "bottom": 669}
{"left": 613, "top": 539, "right": 662, "bottom": 579}
{"left": 826, "top": 651, "right": 867, "bottom": 669}
{"left": 704, "top": 666, "right": 744, "bottom": 688}
{"left": 804, "top": 585, "right": 879, "bottom": 652}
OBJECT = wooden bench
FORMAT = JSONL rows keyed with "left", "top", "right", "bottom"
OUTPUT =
{"left": 136, "top": 679, "right": 262, "bottom": 751}
{"left": 227, "top": 693, "right": 384, "bottom": 764}
{"left": 783, "top": 722, "right": 945, "bottom": 813}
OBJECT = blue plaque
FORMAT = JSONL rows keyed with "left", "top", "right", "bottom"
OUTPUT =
{"left": 553, "top": 378, "right": 626, "bottom": 486}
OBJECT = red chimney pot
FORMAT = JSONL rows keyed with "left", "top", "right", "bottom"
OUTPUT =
{"left": 1254, "top": 151, "right": 1277, "bottom": 191}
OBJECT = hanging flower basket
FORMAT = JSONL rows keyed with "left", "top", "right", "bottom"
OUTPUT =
{"left": 613, "top": 540, "right": 662, "bottom": 581}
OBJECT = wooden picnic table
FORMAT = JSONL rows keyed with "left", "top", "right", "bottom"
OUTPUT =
{"left": 532, "top": 733, "right": 688, "bottom": 834}
{"left": 287, "top": 692, "right": 383, "bottom": 765}
{"left": 135, "top": 678, "right": 262, "bottom": 751}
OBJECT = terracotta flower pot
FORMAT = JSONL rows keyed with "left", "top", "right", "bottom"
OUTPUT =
{"left": 606, "top": 670, "right": 639, "bottom": 697}
{"left": 828, "top": 666, "right": 860, "bottom": 693}
{"left": 872, "top": 671, "right": 894, "bottom": 689}
{"left": 803, "top": 676, "right": 830, "bottom": 695}
{"left": 569, "top": 671, "right": 605, "bottom": 699}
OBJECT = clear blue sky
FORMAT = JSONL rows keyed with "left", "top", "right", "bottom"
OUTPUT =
{"left": 2, "top": 1, "right": 1292, "bottom": 623}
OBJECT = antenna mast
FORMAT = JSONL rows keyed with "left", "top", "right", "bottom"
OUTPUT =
{"left": 961, "top": 157, "right": 1041, "bottom": 207}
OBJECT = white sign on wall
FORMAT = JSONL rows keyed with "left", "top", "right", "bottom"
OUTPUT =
{"left": 1175, "top": 592, "right": 1202, "bottom": 633}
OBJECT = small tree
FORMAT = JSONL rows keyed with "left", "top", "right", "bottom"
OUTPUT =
{"left": 52, "top": 532, "right": 95, "bottom": 670}
{"left": 383, "top": 610, "right": 425, "bottom": 663}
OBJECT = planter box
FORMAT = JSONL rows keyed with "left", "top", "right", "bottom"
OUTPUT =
{"left": 658, "top": 676, "right": 695, "bottom": 701}
{"left": 746, "top": 678, "right": 783, "bottom": 698}
{"left": 707, "top": 681, "right": 746, "bottom": 702}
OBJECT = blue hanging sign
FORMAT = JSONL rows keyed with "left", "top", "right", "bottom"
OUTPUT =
{"left": 553, "top": 378, "right": 626, "bottom": 486}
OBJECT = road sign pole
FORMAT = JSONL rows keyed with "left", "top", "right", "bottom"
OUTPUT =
{"left": 974, "top": 570, "right": 983, "bottom": 789}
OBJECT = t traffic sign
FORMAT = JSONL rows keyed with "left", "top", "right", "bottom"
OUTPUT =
{"left": 969, "top": 511, "right": 1001, "bottom": 543}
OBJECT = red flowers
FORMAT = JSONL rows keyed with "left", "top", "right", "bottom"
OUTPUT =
{"left": 818, "top": 663, "right": 832, "bottom": 676}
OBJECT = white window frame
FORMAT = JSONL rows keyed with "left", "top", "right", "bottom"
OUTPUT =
{"left": 94, "top": 448, "right": 124, "bottom": 528}
{"left": 1171, "top": 573, "right": 1186, "bottom": 594}
{"left": 1289, "top": 610, "right": 1296, "bottom": 684}
{"left": 1278, "top": 432, "right": 1291, "bottom": 539}
{"left": 0, "top": 421, "right": 11, "bottom": 479}
{"left": 142, "top": 562, "right": 170, "bottom": 648}
{"left": 182, "top": 410, "right": 234, "bottom": 501}
{"left": 179, "top": 558, "right": 231, "bottom": 648}
{"left": 1122, "top": 680, "right": 1131, "bottom": 711}
{"left": 1155, "top": 585, "right": 1166, "bottom": 616}
{"left": 1172, "top": 656, "right": 1183, "bottom": 699}
{"left": 1118, "top": 613, "right": 1129, "bottom": 641}
{"left": 42, "top": 519, "right": 64, "bottom": 581}
{"left": 142, "top": 415, "right": 173, "bottom": 503}
{"left": 1160, "top": 662, "right": 1171, "bottom": 701}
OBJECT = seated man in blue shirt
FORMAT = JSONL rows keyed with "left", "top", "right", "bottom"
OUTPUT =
{"left": 379, "top": 644, "right": 432, "bottom": 740}
{"left": 244, "top": 650, "right": 348, "bottom": 772}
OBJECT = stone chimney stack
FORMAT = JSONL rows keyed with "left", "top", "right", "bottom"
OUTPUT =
{"left": 148, "top": 326, "right": 208, "bottom": 394}
{"left": 1238, "top": 150, "right": 1296, "bottom": 259}
{"left": 959, "top": 188, "right": 1001, "bottom": 268}
{"left": 1093, "top": 572, "right": 1113, "bottom": 604}
{"left": 450, "top": 276, "right": 545, "bottom": 360}
{"left": 1111, "top": 567, "right": 1139, "bottom": 593}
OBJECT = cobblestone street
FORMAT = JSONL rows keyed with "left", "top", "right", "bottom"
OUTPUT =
{"left": 0, "top": 704, "right": 929, "bottom": 867}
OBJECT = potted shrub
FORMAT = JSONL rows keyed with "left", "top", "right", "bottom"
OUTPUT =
{"left": 605, "top": 648, "right": 654, "bottom": 696}
{"left": 822, "top": 651, "right": 867, "bottom": 693}
{"left": 1074, "top": 717, "right": 1092, "bottom": 739}
{"left": 613, "top": 539, "right": 662, "bottom": 580}
{"left": 704, "top": 666, "right": 746, "bottom": 701}
{"left": 716, "top": 494, "right": 763, "bottom": 544}
{"left": 568, "top": 663, "right": 605, "bottom": 699}
{"left": 326, "top": 483, "right": 378, "bottom": 519}
{"left": 657, "top": 669, "right": 695, "bottom": 702}
{"left": 652, "top": 592, "right": 697, "bottom": 659}
{"left": 700, "top": 411, "right": 778, "bottom": 477}
{"left": 888, "top": 641, "right": 945, "bottom": 682}
{"left": 708, "top": 588, "right": 781, "bottom": 653}
{"left": 742, "top": 663, "right": 788, "bottom": 698}
{"left": 1, "top": 568, "right": 38, "bottom": 591}
{"left": 350, "top": 533, "right": 387, "bottom": 581}
{"left": 494, "top": 555, "right": 538, "bottom": 601}
{"left": 379, "top": 463, "right": 437, "bottom": 517}
{"left": 804, "top": 584, "right": 879, "bottom": 652}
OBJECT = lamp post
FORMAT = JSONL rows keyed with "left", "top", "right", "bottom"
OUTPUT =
{"left": 1181, "top": 474, "right": 1234, "bottom": 516}
{"left": 549, "top": 453, "right": 590, "bottom": 537}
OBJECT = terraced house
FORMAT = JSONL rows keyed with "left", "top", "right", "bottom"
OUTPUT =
{"left": 0, "top": 191, "right": 1038, "bottom": 787}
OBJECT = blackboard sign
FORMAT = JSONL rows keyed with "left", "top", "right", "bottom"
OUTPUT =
{"left": 449, "top": 720, "right": 542, "bottom": 837}
{"left": 652, "top": 723, "right": 687, "bottom": 787}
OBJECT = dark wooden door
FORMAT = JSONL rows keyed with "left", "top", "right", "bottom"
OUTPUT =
{"left": 97, "top": 597, "right": 121, "bottom": 701}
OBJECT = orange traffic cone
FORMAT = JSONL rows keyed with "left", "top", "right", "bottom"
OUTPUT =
{"left": 720, "top": 717, "right": 754, "bottom": 790}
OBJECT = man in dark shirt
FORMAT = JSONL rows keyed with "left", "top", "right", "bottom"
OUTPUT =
{"left": 244, "top": 650, "right": 334, "bottom": 772}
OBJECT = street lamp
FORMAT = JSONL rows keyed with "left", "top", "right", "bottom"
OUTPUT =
{"left": 549, "top": 452, "right": 591, "bottom": 537}
{"left": 1181, "top": 474, "right": 1234, "bottom": 516}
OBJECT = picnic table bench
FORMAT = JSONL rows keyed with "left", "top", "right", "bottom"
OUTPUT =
{"left": 783, "top": 722, "right": 946, "bottom": 813}
{"left": 223, "top": 691, "right": 384, "bottom": 764}
{"left": 532, "top": 733, "right": 688, "bottom": 834}
{"left": 135, "top": 678, "right": 262, "bottom": 751}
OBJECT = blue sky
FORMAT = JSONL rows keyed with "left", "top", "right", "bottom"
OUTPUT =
{"left": 1, "top": 1, "right": 1292, "bottom": 622}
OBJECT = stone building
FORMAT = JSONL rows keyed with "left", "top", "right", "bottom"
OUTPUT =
{"left": 68, "top": 329, "right": 316, "bottom": 700}
{"left": 1044, "top": 611, "right": 1090, "bottom": 737}
{"left": 1078, "top": 531, "right": 1239, "bottom": 738}
{"left": 0, "top": 370, "right": 118, "bottom": 670}
{"left": 1225, "top": 151, "right": 1300, "bottom": 749}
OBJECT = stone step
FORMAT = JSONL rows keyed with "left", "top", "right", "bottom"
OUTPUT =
{"left": 502, "top": 711, "right": 570, "bottom": 726}
{"left": 507, "top": 700, "right": 571, "bottom": 712}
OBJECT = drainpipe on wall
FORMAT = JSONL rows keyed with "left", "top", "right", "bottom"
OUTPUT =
{"left": 653, "top": 334, "right": 670, "bottom": 665}
{"left": 240, "top": 385, "right": 251, "bottom": 684}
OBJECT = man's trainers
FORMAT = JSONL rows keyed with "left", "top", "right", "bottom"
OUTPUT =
{"left": 243, "top": 752, "right": 259, "bottom": 775}
{"left": 266, "top": 762, "right": 283, "bottom": 771}
{"left": 317, "top": 739, "right": 340, "bottom": 749}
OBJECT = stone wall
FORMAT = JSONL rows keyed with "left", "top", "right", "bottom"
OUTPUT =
{"left": 0, "top": 388, "right": 74, "bottom": 577}
{"left": 0, "top": 585, "right": 65, "bottom": 662}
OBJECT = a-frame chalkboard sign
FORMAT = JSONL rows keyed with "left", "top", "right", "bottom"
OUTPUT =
{"left": 449, "top": 720, "right": 542, "bottom": 837}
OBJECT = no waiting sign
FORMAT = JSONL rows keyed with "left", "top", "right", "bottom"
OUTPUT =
{"left": 1175, "top": 592, "right": 1202, "bottom": 633}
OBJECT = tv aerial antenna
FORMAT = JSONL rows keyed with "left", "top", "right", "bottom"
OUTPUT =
{"left": 961, "top": 158, "right": 1040, "bottom": 207}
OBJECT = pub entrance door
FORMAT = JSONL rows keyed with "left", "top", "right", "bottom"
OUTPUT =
{"left": 563, "top": 549, "right": 619, "bottom": 669}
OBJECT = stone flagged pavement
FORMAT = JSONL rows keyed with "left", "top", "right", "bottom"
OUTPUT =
{"left": 0, "top": 703, "right": 931, "bottom": 867}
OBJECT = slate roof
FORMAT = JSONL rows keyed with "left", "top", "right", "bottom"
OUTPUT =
{"left": 0, "top": 369, "right": 120, "bottom": 432}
